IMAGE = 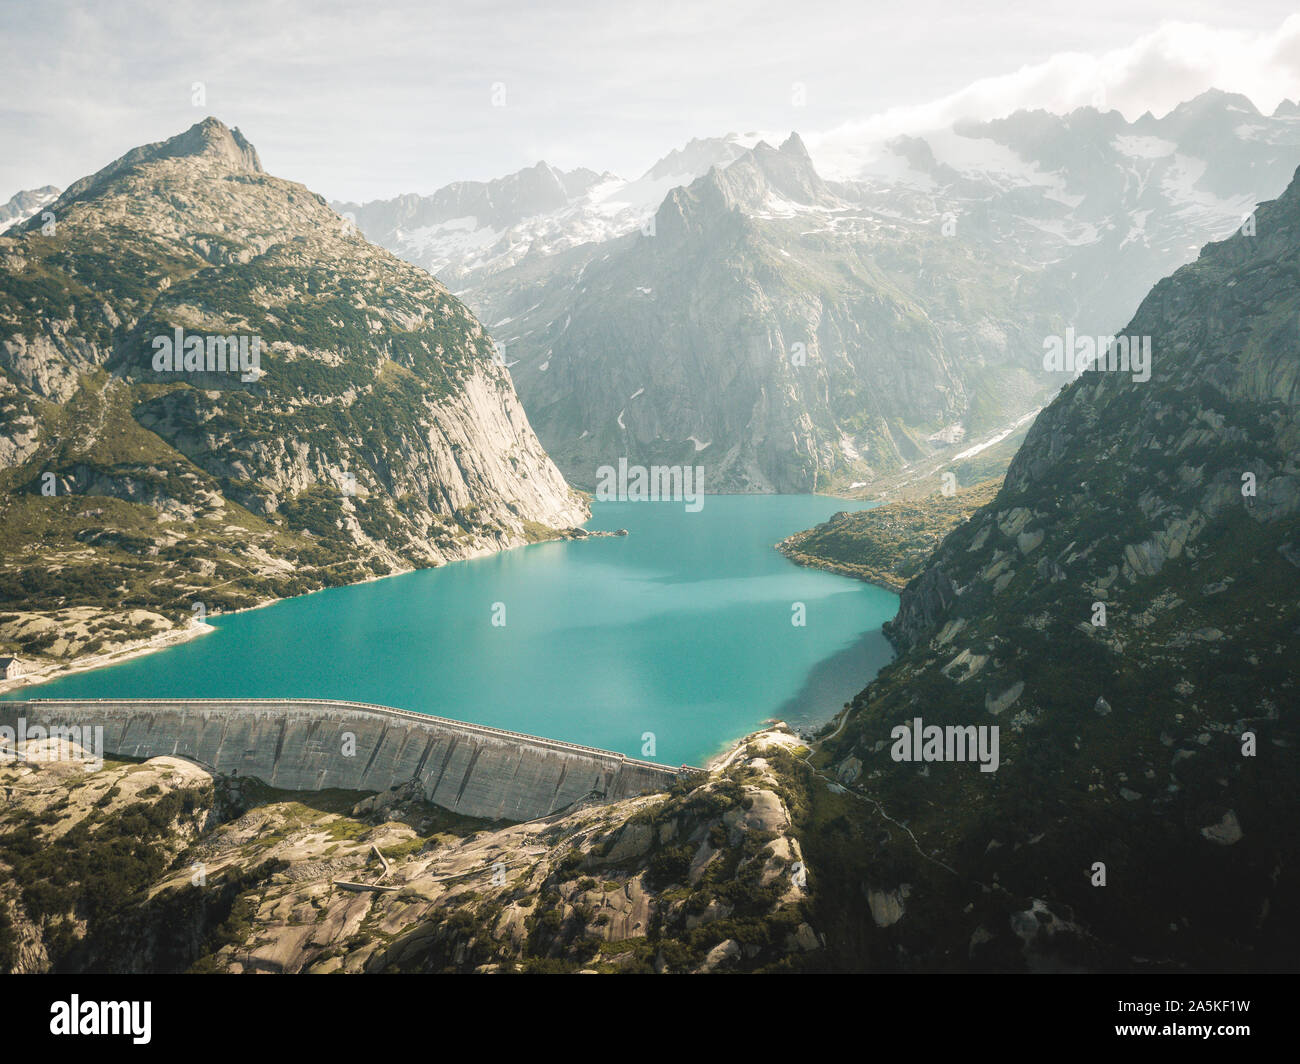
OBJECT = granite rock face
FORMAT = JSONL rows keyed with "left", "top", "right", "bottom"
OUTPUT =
{"left": 0, "top": 118, "right": 585, "bottom": 556}
{"left": 350, "top": 92, "right": 1300, "bottom": 493}
{"left": 1, "top": 719, "right": 808, "bottom": 974}
{"left": 0, "top": 119, "right": 587, "bottom": 657}
{"left": 808, "top": 163, "right": 1300, "bottom": 971}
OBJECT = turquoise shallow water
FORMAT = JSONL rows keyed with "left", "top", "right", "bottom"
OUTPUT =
{"left": 5, "top": 496, "right": 898, "bottom": 766}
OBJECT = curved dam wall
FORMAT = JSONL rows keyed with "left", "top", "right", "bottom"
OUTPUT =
{"left": 0, "top": 699, "right": 686, "bottom": 822}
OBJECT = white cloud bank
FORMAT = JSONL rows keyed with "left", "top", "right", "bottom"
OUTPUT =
{"left": 806, "top": 16, "right": 1300, "bottom": 179}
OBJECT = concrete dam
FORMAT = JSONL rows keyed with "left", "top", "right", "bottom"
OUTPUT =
{"left": 0, "top": 699, "right": 686, "bottom": 822}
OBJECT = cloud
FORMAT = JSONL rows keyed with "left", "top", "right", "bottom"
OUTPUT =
{"left": 4, "top": 5, "right": 1300, "bottom": 201}
{"left": 805, "top": 16, "right": 1300, "bottom": 179}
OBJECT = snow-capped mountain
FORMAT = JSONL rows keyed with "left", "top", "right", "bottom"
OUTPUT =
{"left": 842, "top": 89, "right": 1300, "bottom": 342}
{"left": 0, "top": 186, "right": 60, "bottom": 234}
{"left": 346, "top": 91, "right": 1300, "bottom": 492}
{"left": 332, "top": 135, "right": 757, "bottom": 285}
{"left": 480, "top": 132, "right": 1068, "bottom": 492}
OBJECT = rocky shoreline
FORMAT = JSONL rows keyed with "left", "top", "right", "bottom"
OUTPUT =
{"left": 775, "top": 539, "right": 908, "bottom": 593}
{"left": 774, "top": 479, "right": 1001, "bottom": 599}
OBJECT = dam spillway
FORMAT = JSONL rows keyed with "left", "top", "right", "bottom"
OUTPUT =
{"left": 0, "top": 699, "right": 686, "bottom": 822}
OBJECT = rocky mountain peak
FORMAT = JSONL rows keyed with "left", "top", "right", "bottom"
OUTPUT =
{"left": 642, "top": 135, "right": 752, "bottom": 181}
{"left": 1172, "top": 86, "right": 1261, "bottom": 117}
{"left": 51, "top": 117, "right": 262, "bottom": 217}
{"left": 1134, "top": 87, "right": 1265, "bottom": 141}
{"left": 717, "top": 132, "right": 835, "bottom": 211}
{"left": 160, "top": 116, "right": 263, "bottom": 171}
{"left": 779, "top": 131, "right": 811, "bottom": 160}
{"left": 0, "top": 117, "right": 588, "bottom": 637}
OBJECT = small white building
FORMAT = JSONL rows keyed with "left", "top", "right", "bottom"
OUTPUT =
{"left": 0, "top": 657, "right": 25, "bottom": 680}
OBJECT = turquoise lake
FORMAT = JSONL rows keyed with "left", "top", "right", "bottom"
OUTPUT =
{"left": 5, "top": 496, "right": 898, "bottom": 766}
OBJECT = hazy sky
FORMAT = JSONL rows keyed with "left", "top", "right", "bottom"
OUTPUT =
{"left": 2, "top": 1, "right": 1300, "bottom": 202}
